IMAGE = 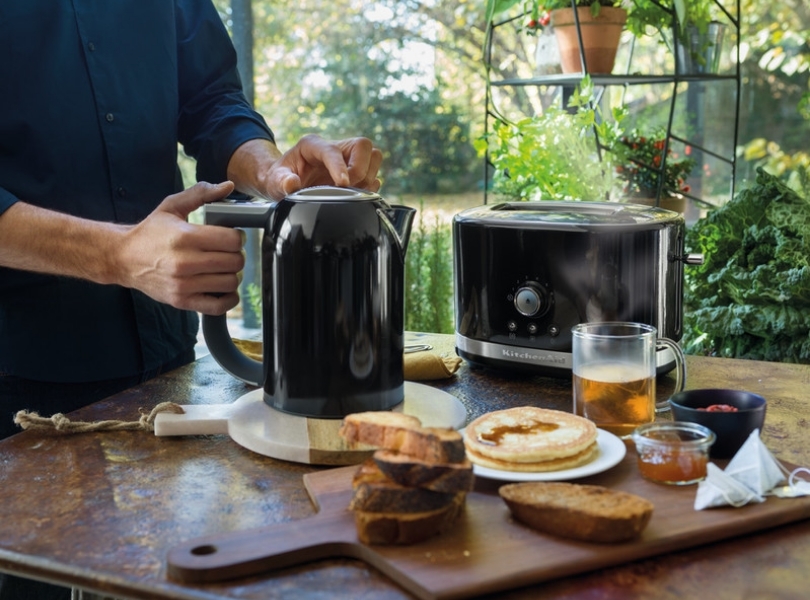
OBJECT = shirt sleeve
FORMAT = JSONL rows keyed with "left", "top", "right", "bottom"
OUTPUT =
{"left": 0, "top": 186, "right": 18, "bottom": 218}
{"left": 175, "top": 0, "right": 275, "bottom": 185}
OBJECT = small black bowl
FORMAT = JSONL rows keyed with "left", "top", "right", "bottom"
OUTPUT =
{"left": 668, "top": 389, "right": 766, "bottom": 459}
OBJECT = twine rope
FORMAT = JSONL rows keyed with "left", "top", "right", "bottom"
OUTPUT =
{"left": 13, "top": 401, "right": 185, "bottom": 434}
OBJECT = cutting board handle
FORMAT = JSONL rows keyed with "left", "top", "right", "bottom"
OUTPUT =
{"left": 167, "top": 511, "right": 363, "bottom": 583}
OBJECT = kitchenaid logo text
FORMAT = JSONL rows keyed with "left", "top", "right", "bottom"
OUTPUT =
{"left": 501, "top": 348, "right": 566, "bottom": 364}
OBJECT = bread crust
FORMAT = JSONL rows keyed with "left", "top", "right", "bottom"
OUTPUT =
{"left": 499, "top": 482, "right": 653, "bottom": 543}
{"left": 340, "top": 411, "right": 468, "bottom": 545}
{"left": 340, "top": 411, "right": 465, "bottom": 463}
{"left": 349, "top": 459, "right": 458, "bottom": 513}
{"left": 353, "top": 492, "right": 466, "bottom": 545}
{"left": 373, "top": 450, "right": 474, "bottom": 493}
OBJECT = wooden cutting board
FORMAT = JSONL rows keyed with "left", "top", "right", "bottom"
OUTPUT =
{"left": 166, "top": 450, "right": 810, "bottom": 599}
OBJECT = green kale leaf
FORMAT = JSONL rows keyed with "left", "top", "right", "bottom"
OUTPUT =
{"left": 683, "top": 168, "right": 810, "bottom": 362}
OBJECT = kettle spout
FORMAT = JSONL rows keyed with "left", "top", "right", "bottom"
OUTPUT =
{"left": 385, "top": 205, "right": 417, "bottom": 253}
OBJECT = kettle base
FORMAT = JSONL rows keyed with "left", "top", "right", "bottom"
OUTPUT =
{"left": 224, "top": 382, "right": 466, "bottom": 465}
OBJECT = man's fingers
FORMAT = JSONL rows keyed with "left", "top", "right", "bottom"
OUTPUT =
{"left": 159, "top": 181, "right": 235, "bottom": 219}
{"left": 188, "top": 291, "right": 241, "bottom": 316}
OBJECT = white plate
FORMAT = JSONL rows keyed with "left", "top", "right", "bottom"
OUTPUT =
{"left": 471, "top": 429, "right": 627, "bottom": 482}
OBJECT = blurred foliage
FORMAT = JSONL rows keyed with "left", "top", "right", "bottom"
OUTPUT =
{"left": 405, "top": 204, "right": 455, "bottom": 333}
{"left": 240, "top": 206, "right": 455, "bottom": 334}
{"left": 740, "top": 138, "right": 810, "bottom": 198}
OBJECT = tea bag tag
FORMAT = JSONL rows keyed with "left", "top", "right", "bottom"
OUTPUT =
{"left": 695, "top": 463, "right": 764, "bottom": 510}
{"left": 724, "top": 429, "right": 788, "bottom": 496}
{"left": 771, "top": 468, "right": 810, "bottom": 499}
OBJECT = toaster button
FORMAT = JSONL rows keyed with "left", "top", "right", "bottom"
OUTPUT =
{"left": 514, "top": 285, "right": 545, "bottom": 317}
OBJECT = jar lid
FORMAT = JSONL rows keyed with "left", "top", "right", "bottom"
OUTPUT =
{"left": 632, "top": 421, "right": 716, "bottom": 450}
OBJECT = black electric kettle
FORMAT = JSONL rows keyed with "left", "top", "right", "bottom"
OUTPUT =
{"left": 202, "top": 186, "right": 416, "bottom": 419}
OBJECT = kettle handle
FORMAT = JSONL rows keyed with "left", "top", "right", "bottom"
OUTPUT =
{"left": 201, "top": 199, "right": 274, "bottom": 387}
{"left": 201, "top": 313, "right": 262, "bottom": 386}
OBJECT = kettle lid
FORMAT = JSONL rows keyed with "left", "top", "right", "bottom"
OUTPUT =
{"left": 285, "top": 186, "right": 381, "bottom": 202}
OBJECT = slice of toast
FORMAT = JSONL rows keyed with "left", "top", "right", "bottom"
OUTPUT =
{"left": 353, "top": 492, "right": 466, "bottom": 545}
{"left": 499, "top": 482, "right": 654, "bottom": 543}
{"left": 339, "top": 411, "right": 465, "bottom": 463}
{"left": 373, "top": 449, "right": 474, "bottom": 493}
{"left": 349, "top": 459, "right": 457, "bottom": 513}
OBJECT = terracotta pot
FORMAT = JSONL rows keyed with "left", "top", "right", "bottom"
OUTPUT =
{"left": 551, "top": 6, "right": 627, "bottom": 74}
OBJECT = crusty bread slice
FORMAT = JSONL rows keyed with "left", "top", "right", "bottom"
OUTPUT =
{"left": 373, "top": 449, "right": 474, "bottom": 493}
{"left": 339, "top": 411, "right": 465, "bottom": 463}
{"left": 353, "top": 492, "right": 466, "bottom": 545}
{"left": 349, "top": 458, "right": 457, "bottom": 513}
{"left": 499, "top": 482, "right": 653, "bottom": 543}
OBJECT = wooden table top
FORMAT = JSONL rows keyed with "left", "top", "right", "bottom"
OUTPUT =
{"left": 1, "top": 332, "right": 810, "bottom": 600}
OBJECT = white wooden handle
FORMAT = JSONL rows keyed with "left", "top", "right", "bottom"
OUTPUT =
{"left": 153, "top": 404, "right": 236, "bottom": 436}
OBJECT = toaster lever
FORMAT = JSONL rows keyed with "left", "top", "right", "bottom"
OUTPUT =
{"left": 675, "top": 253, "right": 705, "bottom": 265}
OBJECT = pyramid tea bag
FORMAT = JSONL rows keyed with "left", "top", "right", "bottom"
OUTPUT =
{"left": 695, "top": 463, "right": 764, "bottom": 510}
{"left": 724, "top": 429, "right": 788, "bottom": 498}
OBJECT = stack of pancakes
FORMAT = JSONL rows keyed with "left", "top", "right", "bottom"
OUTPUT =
{"left": 464, "top": 407, "right": 599, "bottom": 472}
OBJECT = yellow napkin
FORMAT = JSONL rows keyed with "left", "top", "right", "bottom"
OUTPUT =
{"left": 231, "top": 339, "right": 461, "bottom": 381}
{"left": 404, "top": 351, "right": 462, "bottom": 380}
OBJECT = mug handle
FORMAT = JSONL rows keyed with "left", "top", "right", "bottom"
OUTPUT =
{"left": 656, "top": 338, "right": 687, "bottom": 413}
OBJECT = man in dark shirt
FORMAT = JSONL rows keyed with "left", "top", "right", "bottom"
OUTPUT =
{"left": 0, "top": 2, "right": 381, "bottom": 597}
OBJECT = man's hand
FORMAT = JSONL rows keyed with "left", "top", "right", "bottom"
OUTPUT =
{"left": 227, "top": 134, "right": 383, "bottom": 200}
{"left": 116, "top": 181, "right": 245, "bottom": 315}
{"left": 0, "top": 181, "right": 244, "bottom": 315}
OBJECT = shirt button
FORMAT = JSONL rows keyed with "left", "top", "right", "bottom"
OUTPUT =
{"left": 117, "top": 187, "right": 127, "bottom": 198}
{"left": 105, "top": 113, "right": 114, "bottom": 122}
{"left": 88, "top": 42, "right": 96, "bottom": 51}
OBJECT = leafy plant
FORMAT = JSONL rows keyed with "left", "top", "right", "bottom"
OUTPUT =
{"left": 404, "top": 204, "right": 454, "bottom": 334}
{"left": 487, "top": 0, "right": 622, "bottom": 35}
{"left": 477, "top": 76, "right": 627, "bottom": 201}
{"left": 614, "top": 128, "right": 696, "bottom": 198}
{"left": 625, "top": 0, "right": 716, "bottom": 38}
{"left": 682, "top": 168, "right": 810, "bottom": 363}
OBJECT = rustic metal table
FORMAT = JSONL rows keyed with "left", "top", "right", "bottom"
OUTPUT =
{"left": 1, "top": 332, "right": 809, "bottom": 600}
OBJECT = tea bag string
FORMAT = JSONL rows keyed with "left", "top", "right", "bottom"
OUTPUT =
{"left": 13, "top": 402, "right": 185, "bottom": 434}
{"left": 788, "top": 467, "right": 810, "bottom": 492}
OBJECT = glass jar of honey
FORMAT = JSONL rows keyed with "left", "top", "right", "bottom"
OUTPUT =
{"left": 631, "top": 421, "right": 716, "bottom": 485}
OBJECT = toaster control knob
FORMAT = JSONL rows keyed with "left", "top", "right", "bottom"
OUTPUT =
{"left": 514, "top": 284, "right": 546, "bottom": 317}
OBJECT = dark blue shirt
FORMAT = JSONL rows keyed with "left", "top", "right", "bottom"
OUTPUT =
{"left": 0, "top": 0, "right": 274, "bottom": 381}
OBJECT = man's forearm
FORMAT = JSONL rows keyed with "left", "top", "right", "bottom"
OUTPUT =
{"left": 0, "top": 201, "right": 126, "bottom": 284}
{"left": 226, "top": 138, "right": 283, "bottom": 199}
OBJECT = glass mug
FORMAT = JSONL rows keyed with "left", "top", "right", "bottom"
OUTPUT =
{"left": 572, "top": 322, "right": 686, "bottom": 437}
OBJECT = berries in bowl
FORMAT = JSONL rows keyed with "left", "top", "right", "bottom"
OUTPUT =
{"left": 668, "top": 389, "right": 766, "bottom": 459}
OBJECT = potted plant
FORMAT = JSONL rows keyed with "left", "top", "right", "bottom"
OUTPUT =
{"left": 477, "top": 76, "right": 626, "bottom": 201}
{"left": 624, "top": 0, "right": 725, "bottom": 73}
{"left": 613, "top": 127, "right": 696, "bottom": 211}
{"left": 486, "top": 0, "right": 628, "bottom": 74}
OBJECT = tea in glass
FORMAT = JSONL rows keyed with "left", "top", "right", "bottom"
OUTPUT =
{"left": 572, "top": 361, "right": 655, "bottom": 437}
{"left": 571, "top": 322, "right": 685, "bottom": 436}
